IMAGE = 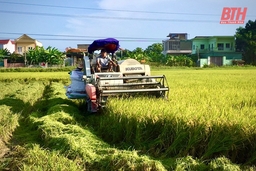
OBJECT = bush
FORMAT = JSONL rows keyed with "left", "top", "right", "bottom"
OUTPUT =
{"left": 0, "top": 66, "right": 75, "bottom": 72}
{"left": 232, "top": 59, "right": 245, "bottom": 66}
{"left": 166, "top": 55, "right": 194, "bottom": 67}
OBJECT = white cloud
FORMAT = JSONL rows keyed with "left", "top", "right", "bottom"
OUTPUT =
{"left": 59, "top": 0, "right": 256, "bottom": 50}
{"left": 97, "top": 0, "right": 171, "bottom": 11}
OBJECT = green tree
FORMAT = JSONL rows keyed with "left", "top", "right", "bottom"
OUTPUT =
{"left": 0, "top": 48, "right": 10, "bottom": 58}
{"left": 144, "top": 43, "right": 164, "bottom": 62}
{"left": 235, "top": 19, "right": 256, "bottom": 65}
{"left": 166, "top": 55, "right": 193, "bottom": 67}
{"left": 126, "top": 47, "right": 149, "bottom": 61}
{"left": 9, "top": 53, "right": 23, "bottom": 63}
{"left": 26, "top": 46, "right": 42, "bottom": 64}
{"left": 26, "top": 46, "right": 64, "bottom": 66}
{"left": 115, "top": 49, "right": 130, "bottom": 59}
{"left": 0, "top": 49, "right": 23, "bottom": 63}
{"left": 45, "top": 46, "right": 65, "bottom": 65}
{"left": 124, "top": 48, "right": 144, "bottom": 60}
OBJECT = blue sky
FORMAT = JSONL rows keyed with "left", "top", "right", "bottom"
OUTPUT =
{"left": 0, "top": 0, "right": 255, "bottom": 52}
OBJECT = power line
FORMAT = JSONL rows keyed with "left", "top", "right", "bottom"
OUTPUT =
{"left": 0, "top": 10, "right": 218, "bottom": 23}
{"left": 0, "top": 33, "right": 164, "bottom": 43}
{"left": 1, "top": 1, "right": 255, "bottom": 17}
{"left": 0, "top": 38, "right": 163, "bottom": 43}
{"left": 0, "top": 1, "right": 220, "bottom": 16}
{"left": 27, "top": 38, "right": 162, "bottom": 42}
{"left": 0, "top": 32, "right": 168, "bottom": 40}
{"left": 0, "top": 1, "right": 255, "bottom": 23}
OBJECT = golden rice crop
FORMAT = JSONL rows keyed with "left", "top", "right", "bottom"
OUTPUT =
{"left": 1, "top": 68, "right": 256, "bottom": 170}
{"left": 86, "top": 68, "right": 256, "bottom": 164}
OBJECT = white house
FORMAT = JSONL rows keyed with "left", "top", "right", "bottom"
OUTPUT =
{"left": 0, "top": 39, "right": 15, "bottom": 53}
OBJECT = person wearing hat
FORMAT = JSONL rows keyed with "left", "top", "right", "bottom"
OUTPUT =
{"left": 96, "top": 49, "right": 116, "bottom": 72}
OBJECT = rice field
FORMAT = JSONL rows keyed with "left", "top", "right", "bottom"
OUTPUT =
{"left": 0, "top": 67, "right": 256, "bottom": 170}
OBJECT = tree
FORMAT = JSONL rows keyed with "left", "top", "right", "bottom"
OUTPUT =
{"left": 166, "top": 55, "right": 193, "bottom": 67}
{"left": 130, "top": 47, "right": 146, "bottom": 61}
{"left": 0, "top": 49, "right": 22, "bottom": 63}
{"left": 26, "top": 46, "right": 42, "bottom": 64}
{"left": 115, "top": 49, "right": 131, "bottom": 59}
{"left": 26, "top": 46, "right": 64, "bottom": 66}
{"left": 144, "top": 43, "right": 164, "bottom": 62}
{"left": 235, "top": 20, "right": 256, "bottom": 65}
{"left": 124, "top": 48, "right": 145, "bottom": 61}
{"left": 0, "top": 48, "right": 10, "bottom": 58}
{"left": 45, "top": 46, "right": 65, "bottom": 65}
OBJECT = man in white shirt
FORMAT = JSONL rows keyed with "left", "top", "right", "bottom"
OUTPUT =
{"left": 96, "top": 49, "right": 116, "bottom": 72}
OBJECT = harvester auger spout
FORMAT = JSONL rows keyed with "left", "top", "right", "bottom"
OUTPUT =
{"left": 65, "top": 38, "right": 169, "bottom": 113}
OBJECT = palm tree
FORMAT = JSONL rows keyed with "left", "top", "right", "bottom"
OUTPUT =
{"left": 25, "top": 46, "right": 64, "bottom": 66}
{"left": 0, "top": 48, "right": 10, "bottom": 58}
{"left": 45, "top": 46, "right": 65, "bottom": 65}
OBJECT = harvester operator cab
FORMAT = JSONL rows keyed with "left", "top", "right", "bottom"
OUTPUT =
{"left": 88, "top": 38, "right": 120, "bottom": 74}
{"left": 95, "top": 49, "right": 118, "bottom": 73}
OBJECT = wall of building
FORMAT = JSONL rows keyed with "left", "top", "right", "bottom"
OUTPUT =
{"left": 192, "top": 39, "right": 209, "bottom": 54}
{"left": 199, "top": 55, "right": 243, "bottom": 67}
{"left": 7, "top": 63, "right": 25, "bottom": 67}
{"left": 199, "top": 58, "right": 208, "bottom": 67}
{"left": 0, "top": 41, "right": 15, "bottom": 53}
{"left": 15, "top": 43, "right": 36, "bottom": 54}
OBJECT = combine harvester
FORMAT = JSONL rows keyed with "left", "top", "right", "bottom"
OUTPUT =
{"left": 65, "top": 38, "right": 169, "bottom": 112}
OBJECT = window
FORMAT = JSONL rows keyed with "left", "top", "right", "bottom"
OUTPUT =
{"left": 17, "top": 47, "right": 22, "bottom": 53}
{"left": 193, "top": 45, "right": 195, "bottom": 50}
{"left": 200, "top": 44, "right": 205, "bottom": 49}
{"left": 28, "top": 47, "right": 33, "bottom": 50}
{"left": 169, "top": 34, "right": 178, "bottom": 39}
{"left": 225, "top": 43, "right": 230, "bottom": 49}
{"left": 217, "top": 43, "right": 224, "bottom": 50}
{"left": 168, "top": 41, "right": 180, "bottom": 50}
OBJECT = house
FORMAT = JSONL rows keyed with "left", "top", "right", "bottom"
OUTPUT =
{"left": 77, "top": 44, "right": 90, "bottom": 53}
{"left": 65, "top": 44, "right": 90, "bottom": 66}
{"left": 162, "top": 33, "right": 192, "bottom": 55}
{"left": 0, "top": 39, "right": 15, "bottom": 53}
{"left": 14, "top": 34, "right": 43, "bottom": 54}
{"left": 191, "top": 36, "right": 243, "bottom": 67}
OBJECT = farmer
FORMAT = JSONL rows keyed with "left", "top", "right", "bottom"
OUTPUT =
{"left": 96, "top": 49, "right": 116, "bottom": 72}
{"left": 75, "top": 62, "right": 83, "bottom": 71}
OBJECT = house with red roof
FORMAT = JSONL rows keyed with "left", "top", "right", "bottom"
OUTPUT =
{"left": 0, "top": 39, "right": 15, "bottom": 53}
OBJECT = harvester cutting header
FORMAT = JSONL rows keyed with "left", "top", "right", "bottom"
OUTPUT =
{"left": 65, "top": 38, "right": 169, "bottom": 113}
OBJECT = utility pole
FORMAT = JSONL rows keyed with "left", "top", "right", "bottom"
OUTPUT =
{"left": 196, "top": 46, "right": 200, "bottom": 67}
{"left": 24, "top": 46, "right": 27, "bottom": 66}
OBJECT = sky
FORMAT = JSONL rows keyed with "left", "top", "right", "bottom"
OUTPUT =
{"left": 0, "top": 0, "right": 255, "bottom": 52}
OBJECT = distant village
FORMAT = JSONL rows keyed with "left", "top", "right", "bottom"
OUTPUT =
{"left": 0, "top": 33, "right": 243, "bottom": 68}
